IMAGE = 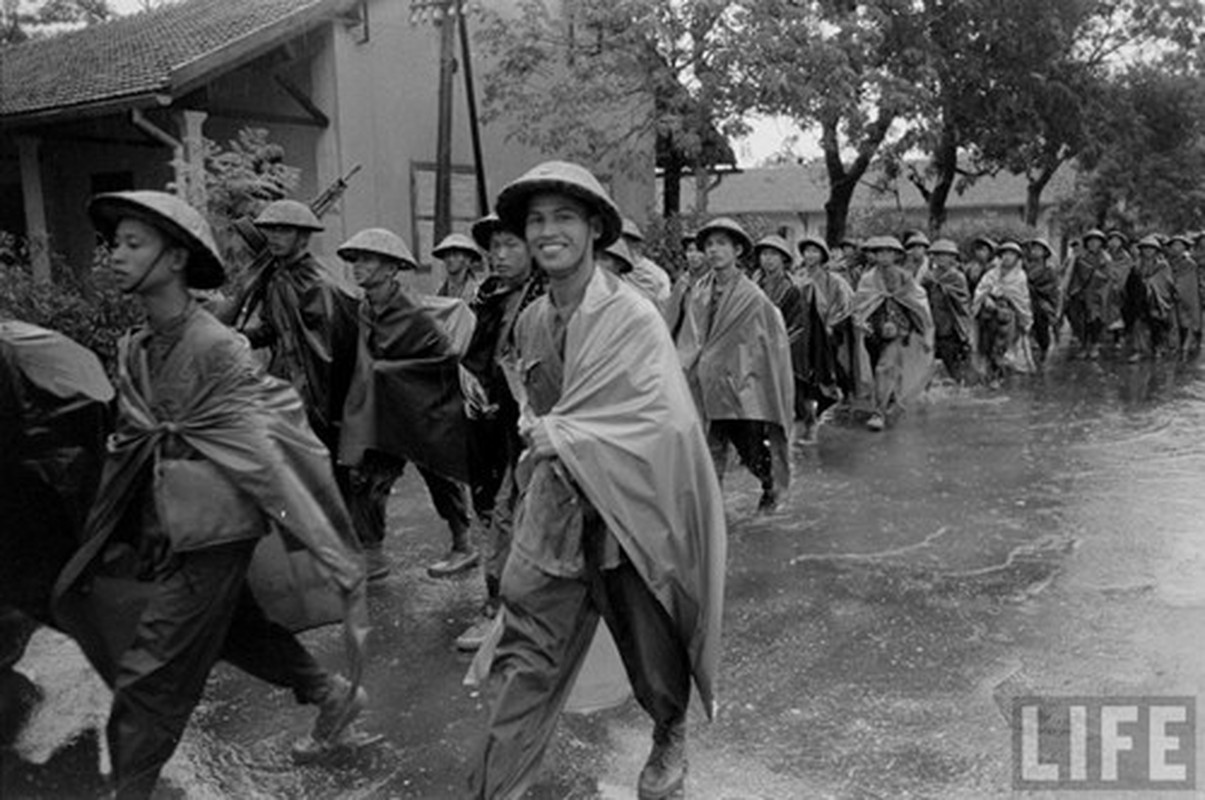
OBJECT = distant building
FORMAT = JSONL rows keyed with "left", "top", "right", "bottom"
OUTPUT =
{"left": 0, "top": 0, "right": 653, "bottom": 282}
{"left": 665, "top": 162, "right": 1077, "bottom": 250}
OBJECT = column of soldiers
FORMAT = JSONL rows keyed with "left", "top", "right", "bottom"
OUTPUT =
{"left": 9, "top": 154, "right": 1205, "bottom": 799}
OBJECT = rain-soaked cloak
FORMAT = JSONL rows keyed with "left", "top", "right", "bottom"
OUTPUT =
{"left": 1170, "top": 253, "right": 1202, "bottom": 335}
{"left": 1104, "top": 249, "right": 1134, "bottom": 331}
{"left": 1062, "top": 250, "right": 1112, "bottom": 341}
{"left": 53, "top": 308, "right": 366, "bottom": 686}
{"left": 534, "top": 268, "right": 726, "bottom": 717}
{"left": 972, "top": 265, "right": 1035, "bottom": 374}
{"left": 245, "top": 253, "right": 359, "bottom": 449}
{"left": 677, "top": 271, "right": 794, "bottom": 491}
{"left": 338, "top": 284, "right": 469, "bottom": 482}
{"left": 1025, "top": 261, "right": 1062, "bottom": 329}
{"left": 851, "top": 266, "right": 934, "bottom": 413}
{"left": 1123, "top": 256, "right": 1177, "bottom": 352}
{"left": 796, "top": 266, "right": 856, "bottom": 404}
{"left": 1, "top": 321, "right": 112, "bottom": 623}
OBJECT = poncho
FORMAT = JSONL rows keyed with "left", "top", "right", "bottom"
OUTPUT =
{"left": 851, "top": 266, "right": 934, "bottom": 411}
{"left": 53, "top": 308, "right": 366, "bottom": 685}
{"left": 529, "top": 268, "right": 727, "bottom": 717}
{"left": 972, "top": 265, "right": 1035, "bottom": 373}
{"left": 677, "top": 271, "right": 794, "bottom": 489}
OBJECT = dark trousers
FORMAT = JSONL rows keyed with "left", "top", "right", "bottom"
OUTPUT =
{"left": 347, "top": 451, "right": 469, "bottom": 549}
{"left": 468, "top": 546, "right": 690, "bottom": 799}
{"left": 707, "top": 419, "right": 773, "bottom": 492}
{"left": 109, "top": 541, "right": 328, "bottom": 800}
{"left": 468, "top": 417, "right": 510, "bottom": 523}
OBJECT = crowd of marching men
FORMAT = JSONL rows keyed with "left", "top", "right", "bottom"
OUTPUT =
{"left": 7, "top": 156, "right": 1205, "bottom": 798}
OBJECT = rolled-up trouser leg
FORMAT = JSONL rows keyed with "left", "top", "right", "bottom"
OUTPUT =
{"left": 107, "top": 542, "right": 255, "bottom": 800}
{"left": 219, "top": 584, "right": 330, "bottom": 705}
{"left": 468, "top": 555, "right": 598, "bottom": 800}
{"left": 595, "top": 555, "right": 690, "bottom": 728}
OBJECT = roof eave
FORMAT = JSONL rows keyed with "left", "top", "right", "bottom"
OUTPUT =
{"left": 169, "top": 0, "right": 353, "bottom": 98}
{"left": 0, "top": 91, "right": 172, "bottom": 131}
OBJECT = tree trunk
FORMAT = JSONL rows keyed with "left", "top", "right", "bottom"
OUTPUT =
{"left": 824, "top": 177, "right": 857, "bottom": 246}
{"left": 1024, "top": 162, "right": 1058, "bottom": 227}
{"left": 926, "top": 128, "right": 958, "bottom": 234}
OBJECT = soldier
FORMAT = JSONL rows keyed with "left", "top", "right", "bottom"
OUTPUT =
{"left": 335, "top": 228, "right": 475, "bottom": 581}
{"left": 851, "top": 236, "right": 934, "bottom": 431}
{"left": 1122, "top": 235, "right": 1177, "bottom": 361}
{"left": 467, "top": 161, "right": 725, "bottom": 800}
{"left": 1167, "top": 234, "right": 1201, "bottom": 357}
{"left": 621, "top": 216, "right": 673, "bottom": 313}
{"left": 455, "top": 213, "right": 546, "bottom": 650}
{"left": 433, "top": 232, "right": 484, "bottom": 303}
{"left": 972, "top": 241, "right": 1035, "bottom": 381}
{"left": 964, "top": 235, "right": 996, "bottom": 293}
{"left": 1025, "top": 238, "right": 1062, "bottom": 366}
{"left": 677, "top": 217, "right": 794, "bottom": 512}
{"left": 666, "top": 229, "right": 710, "bottom": 341}
{"left": 830, "top": 236, "right": 863, "bottom": 288}
{"left": 1063, "top": 228, "right": 1112, "bottom": 359}
{"left": 795, "top": 234, "right": 855, "bottom": 441}
{"left": 922, "top": 238, "right": 972, "bottom": 382}
{"left": 903, "top": 232, "right": 932, "bottom": 283}
{"left": 54, "top": 191, "right": 369, "bottom": 799}
{"left": 1103, "top": 230, "right": 1134, "bottom": 350}
{"left": 244, "top": 199, "right": 358, "bottom": 458}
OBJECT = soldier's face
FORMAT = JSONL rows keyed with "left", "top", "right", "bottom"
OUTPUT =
{"left": 759, "top": 249, "right": 787, "bottom": 277}
{"left": 346, "top": 251, "right": 394, "bottom": 290}
{"left": 933, "top": 253, "right": 956, "bottom": 270}
{"left": 525, "top": 192, "right": 599, "bottom": 277}
{"left": 443, "top": 250, "right": 476, "bottom": 278}
{"left": 703, "top": 232, "right": 740, "bottom": 272}
{"left": 1028, "top": 245, "right": 1046, "bottom": 262}
{"left": 109, "top": 218, "right": 185, "bottom": 295}
{"left": 871, "top": 248, "right": 898, "bottom": 268}
{"left": 801, "top": 245, "right": 825, "bottom": 267}
{"left": 1085, "top": 238, "right": 1103, "bottom": 253}
{"left": 261, "top": 227, "right": 308, "bottom": 260}
{"left": 684, "top": 242, "right": 707, "bottom": 274}
{"left": 1169, "top": 241, "right": 1188, "bottom": 257}
{"left": 490, "top": 231, "right": 531, "bottom": 287}
{"left": 1001, "top": 252, "right": 1020, "bottom": 269}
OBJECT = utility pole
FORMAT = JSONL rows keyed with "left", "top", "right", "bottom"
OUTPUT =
{"left": 433, "top": 0, "right": 457, "bottom": 242}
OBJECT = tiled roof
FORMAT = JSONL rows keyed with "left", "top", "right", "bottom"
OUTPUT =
{"left": 673, "top": 161, "right": 1077, "bottom": 216}
{"left": 0, "top": 0, "right": 341, "bottom": 120}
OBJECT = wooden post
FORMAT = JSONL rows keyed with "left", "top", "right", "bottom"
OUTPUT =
{"left": 16, "top": 136, "right": 52, "bottom": 284}
{"left": 433, "top": 0, "right": 457, "bottom": 242}
{"left": 176, "top": 109, "right": 209, "bottom": 207}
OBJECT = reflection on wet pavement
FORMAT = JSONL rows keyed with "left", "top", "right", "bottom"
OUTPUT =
{"left": 6, "top": 349, "right": 1205, "bottom": 798}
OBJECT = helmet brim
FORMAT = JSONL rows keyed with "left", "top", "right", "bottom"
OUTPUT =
{"left": 497, "top": 178, "right": 622, "bottom": 249}
{"left": 88, "top": 195, "right": 225, "bottom": 289}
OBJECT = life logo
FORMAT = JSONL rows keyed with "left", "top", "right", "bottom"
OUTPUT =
{"left": 1012, "top": 696, "right": 1195, "bottom": 790}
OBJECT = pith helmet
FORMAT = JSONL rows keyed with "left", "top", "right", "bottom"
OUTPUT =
{"left": 928, "top": 238, "right": 959, "bottom": 257}
{"left": 972, "top": 235, "right": 996, "bottom": 250}
{"left": 754, "top": 234, "right": 794, "bottom": 263}
{"left": 681, "top": 229, "right": 698, "bottom": 247}
{"left": 337, "top": 228, "right": 417, "bottom": 269}
{"left": 863, "top": 235, "right": 905, "bottom": 254}
{"left": 1082, "top": 228, "right": 1107, "bottom": 245}
{"left": 840, "top": 236, "right": 860, "bottom": 248}
{"left": 1137, "top": 234, "right": 1163, "bottom": 251}
{"left": 696, "top": 217, "right": 753, "bottom": 254}
{"left": 797, "top": 234, "right": 831, "bottom": 262}
{"left": 905, "top": 232, "right": 931, "bottom": 249}
{"left": 1168, "top": 233, "right": 1193, "bottom": 249}
{"left": 996, "top": 240, "right": 1024, "bottom": 257}
{"left": 496, "top": 160, "right": 623, "bottom": 248}
{"left": 471, "top": 213, "right": 523, "bottom": 251}
{"left": 621, "top": 217, "right": 645, "bottom": 243}
{"left": 1106, "top": 229, "right": 1129, "bottom": 244}
{"left": 602, "top": 238, "right": 635, "bottom": 273}
{"left": 253, "top": 199, "right": 323, "bottom": 231}
{"left": 432, "top": 232, "right": 482, "bottom": 260}
{"left": 88, "top": 190, "right": 225, "bottom": 289}
{"left": 1026, "top": 238, "right": 1053, "bottom": 257}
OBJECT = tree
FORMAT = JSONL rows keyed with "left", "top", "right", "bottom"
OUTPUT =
{"left": 731, "top": 0, "right": 930, "bottom": 245}
{"left": 474, "top": 0, "right": 748, "bottom": 218}
{"left": 1, "top": 0, "right": 110, "bottom": 45}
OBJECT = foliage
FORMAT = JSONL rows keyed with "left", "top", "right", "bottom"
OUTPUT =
{"left": 1056, "top": 62, "right": 1205, "bottom": 234}
{"left": 475, "top": 0, "right": 748, "bottom": 213}
{"left": 1, "top": 0, "right": 110, "bottom": 45}
{"left": 0, "top": 246, "right": 141, "bottom": 370}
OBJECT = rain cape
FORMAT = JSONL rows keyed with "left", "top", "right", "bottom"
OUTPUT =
{"left": 797, "top": 267, "right": 856, "bottom": 401}
{"left": 1170, "top": 253, "right": 1201, "bottom": 335}
{"left": 972, "top": 265, "right": 1035, "bottom": 374}
{"left": 339, "top": 286, "right": 469, "bottom": 483}
{"left": 2, "top": 321, "right": 112, "bottom": 622}
{"left": 677, "top": 271, "right": 794, "bottom": 490}
{"left": 851, "top": 266, "right": 934, "bottom": 412}
{"left": 53, "top": 308, "right": 367, "bottom": 687}
{"left": 528, "top": 268, "right": 727, "bottom": 717}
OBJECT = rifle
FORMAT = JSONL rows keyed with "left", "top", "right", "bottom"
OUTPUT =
{"left": 223, "top": 164, "right": 363, "bottom": 331}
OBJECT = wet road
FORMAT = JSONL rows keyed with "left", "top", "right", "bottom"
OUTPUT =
{"left": 6, "top": 343, "right": 1205, "bottom": 799}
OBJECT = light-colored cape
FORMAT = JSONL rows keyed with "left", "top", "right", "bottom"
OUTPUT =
{"left": 972, "top": 264, "right": 1036, "bottom": 373}
{"left": 851, "top": 266, "right": 935, "bottom": 412}
{"left": 536, "top": 268, "right": 727, "bottom": 717}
